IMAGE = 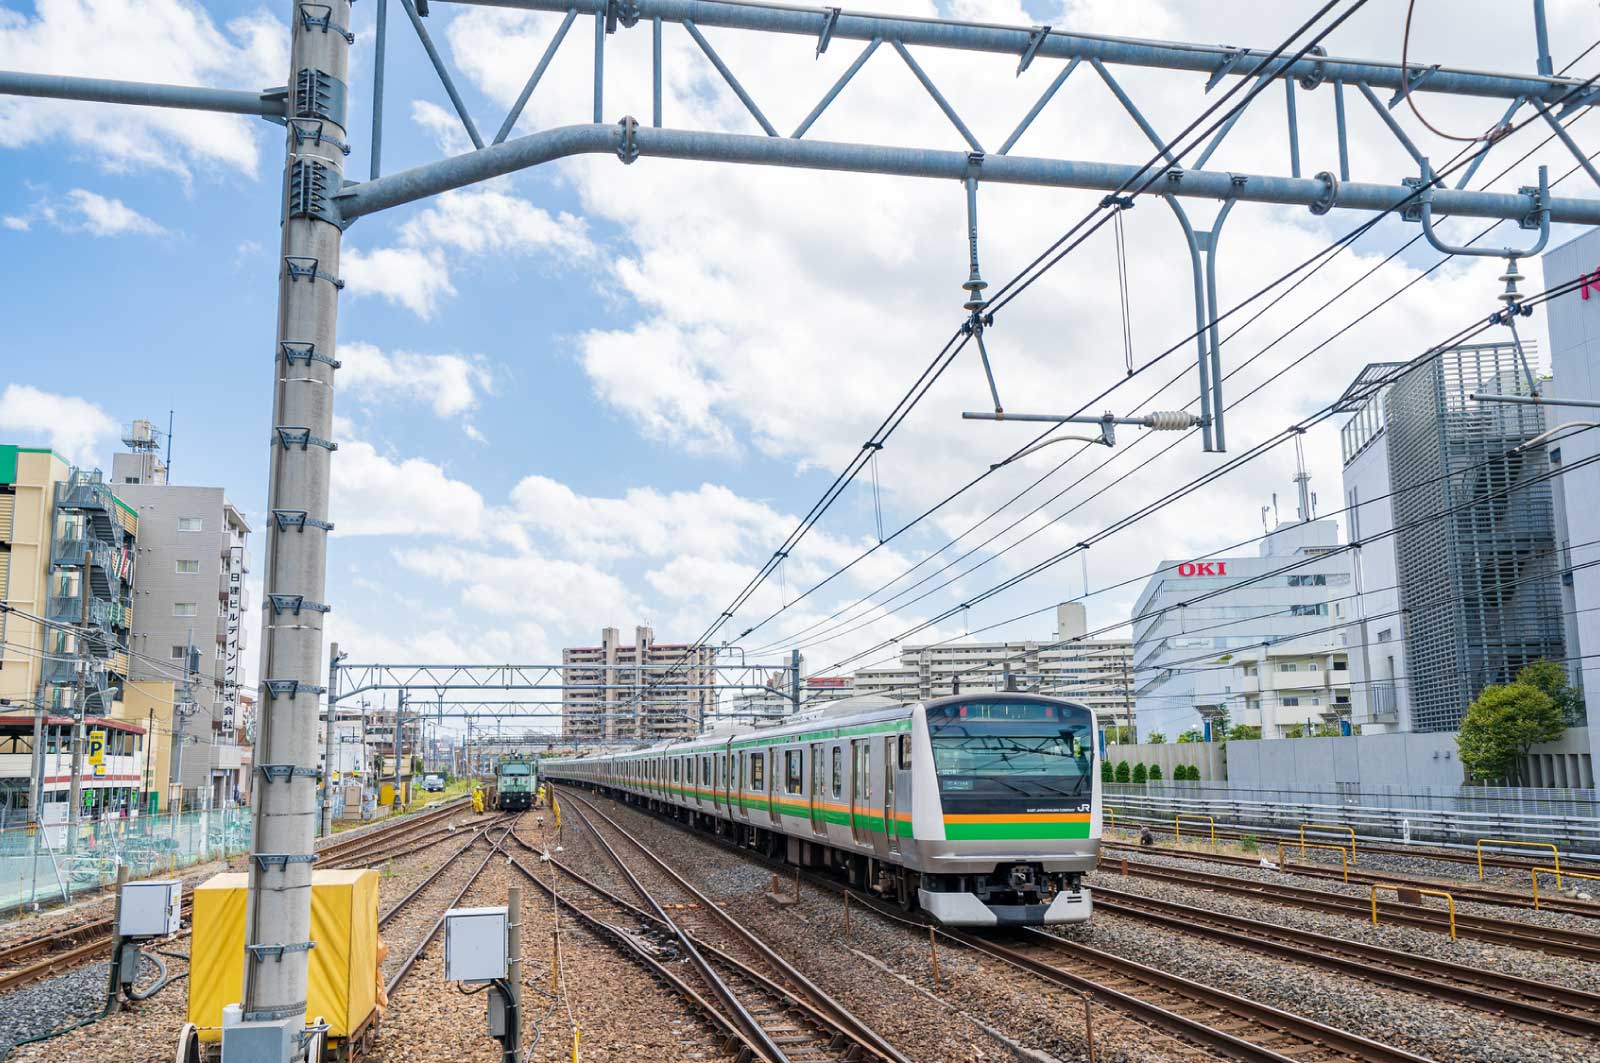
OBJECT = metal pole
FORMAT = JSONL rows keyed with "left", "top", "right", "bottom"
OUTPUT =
{"left": 394, "top": 690, "right": 405, "bottom": 807}
{"left": 67, "top": 558, "right": 90, "bottom": 853}
{"left": 507, "top": 884, "right": 524, "bottom": 1052}
{"left": 28, "top": 697, "right": 45, "bottom": 832}
{"left": 240, "top": 0, "right": 350, "bottom": 1040}
{"left": 320, "top": 642, "right": 339, "bottom": 837}
{"left": 107, "top": 865, "right": 131, "bottom": 1015}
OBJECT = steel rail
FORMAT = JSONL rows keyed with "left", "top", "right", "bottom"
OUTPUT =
{"left": 334, "top": 122, "right": 1600, "bottom": 224}
{"left": 439, "top": 0, "right": 1587, "bottom": 103}
{"left": 386, "top": 823, "right": 517, "bottom": 993}
{"left": 317, "top": 797, "right": 473, "bottom": 860}
{"left": 557, "top": 786, "right": 1388, "bottom": 1063}
{"left": 556, "top": 794, "right": 789, "bottom": 1063}
{"left": 1093, "top": 886, "right": 1600, "bottom": 1038}
{"left": 558, "top": 787, "right": 913, "bottom": 1063}
{"left": 1100, "top": 841, "right": 1600, "bottom": 916}
{"left": 495, "top": 841, "right": 762, "bottom": 1059}
{"left": 982, "top": 928, "right": 1435, "bottom": 1063}
{"left": 1113, "top": 859, "right": 1600, "bottom": 961}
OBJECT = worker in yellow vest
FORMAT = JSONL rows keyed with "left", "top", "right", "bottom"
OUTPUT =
{"left": 471, "top": 783, "right": 485, "bottom": 815}
{"left": 536, "top": 783, "right": 546, "bottom": 809}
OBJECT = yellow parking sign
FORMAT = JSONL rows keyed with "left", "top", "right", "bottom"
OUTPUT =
{"left": 87, "top": 730, "right": 106, "bottom": 766}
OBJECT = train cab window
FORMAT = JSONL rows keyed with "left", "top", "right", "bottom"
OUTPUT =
{"left": 831, "top": 747, "right": 842, "bottom": 797}
{"left": 898, "top": 734, "right": 911, "bottom": 770}
{"left": 784, "top": 750, "right": 802, "bottom": 795}
{"left": 750, "top": 751, "right": 766, "bottom": 791}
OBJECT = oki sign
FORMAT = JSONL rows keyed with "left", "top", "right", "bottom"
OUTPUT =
{"left": 1583, "top": 270, "right": 1600, "bottom": 300}
{"left": 1178, "top": 561, "right": 1228, "bottom": 577}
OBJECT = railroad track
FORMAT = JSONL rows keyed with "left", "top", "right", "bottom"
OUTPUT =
{"left": 1106, "top": 815, "right": 1600, "bottom": 877}
{"left": 555, "top": 788, "right": 911, "bottom": 1063}
{"left": 559, "top": 786, "right": 1444, "bottom": 1063}
{"left": 1092, "top": 885, "right": 1600, "bottom": 1038}
{"left": 0, "top": 801, "right": 488, "bottom": 995}
{"left": 385, "top": 821, "right": 518, "bottom": 994}
{"left": 1101, "top": 840, "right": 1600, "bottom": 916}
{"left": 1109, "top": 857, "right": 1600, "bottom": 961}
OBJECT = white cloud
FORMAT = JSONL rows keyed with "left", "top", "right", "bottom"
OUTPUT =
{"left": 330, "top": 440, "right": 487, "bottom": 537}
{"left": 2, "top": 215, "right": 27, "bottom": 231}
{"left": 341, "top": 188, "right": 595, "bottom": 317}
{"left": 65, "top": 189, "right": 165, "bottom": 236}
{"left": 0, "top": 384, "right": 118, "bottom": 464}
{"left": 0, "top": 0, "right": 284, "bottom": 179}
{"left": 412, "top": 99, "right": 474, "bottom": 157}
{"left": 337, "top": 341, "right": 494, "bottom": 418}
{"left": 341, "top": 246, "right": 456, "bottom": 319}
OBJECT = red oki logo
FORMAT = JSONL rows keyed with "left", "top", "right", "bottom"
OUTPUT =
{"left": 1582, "top": 270, "right": 1600, "bottom": 300}
{"left": 1177, "top": 561, "right": 1227, "bottom": 576}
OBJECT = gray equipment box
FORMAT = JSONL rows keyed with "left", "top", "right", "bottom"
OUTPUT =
{"left": 119, "top": 880, "right": 182, "bottom": 937}
{"left": 443, "top": 906, "right": 507, "bottom": 982}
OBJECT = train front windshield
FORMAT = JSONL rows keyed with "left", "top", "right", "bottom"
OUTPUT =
{"left": 928, "top": 699, "right": 1094, "bottom": 804}
{"left": 500, "top": 764, "right": 532, "bottom": 776}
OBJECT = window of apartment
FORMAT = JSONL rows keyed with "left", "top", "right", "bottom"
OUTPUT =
{"left": 171, "top": 645, "right": 186, "bottom": 660}
{"left": 1277, "top": 663, "right": 1299, "bottom": 672}
{"left": 177, "top": 517, "right": 203, "bottom": 533}
{"left": 175, "top": 559, "right": 200, "bottom": 574}
{"left": 1308, "top": 663, "right": 1319, "bottom": 672}
{"left": 1376, "top": 629, "right": 1392, "bottom": 643}
{"left": 1282, "top": 696, "right": 1301, "bottom": 707}
{"left": 1287, "top": 574, "right": 1327, "bottom": 587}
{"left": 785, "top": 749, "right": 802, "bottom": 794}
{"left": 1290, "top": 604, "right": 1329, "bottom": 617}
{"left": 1332, "top": 658, "right": 1348, "bottom": 671}
{"left": 173, "top": 603, "right": 197, "bottom": 617}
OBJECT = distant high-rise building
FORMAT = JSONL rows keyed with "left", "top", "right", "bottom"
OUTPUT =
{"left": 111, "top": 424, "right": 251, "bottom": 809}
{"left": 1382, "top": 343, "right": 1564, "bottom": 732}
{"left": 562, "top": 626, "right": 717, "bottom": 742}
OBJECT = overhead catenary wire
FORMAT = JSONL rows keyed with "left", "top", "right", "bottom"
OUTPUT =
{"left": 752, "top": 90, "right": 1600, "bottom": 662}
{"left": 795, "top": 271, "right": 1593, "bottom": 701}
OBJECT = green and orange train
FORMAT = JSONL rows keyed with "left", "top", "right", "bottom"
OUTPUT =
{"left": 542, "top": 692, "right": 1100, "bottom": 926}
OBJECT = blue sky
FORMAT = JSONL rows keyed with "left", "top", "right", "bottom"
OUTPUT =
{"left": 3, "top": 0, "right": 1594, "bottom": 735}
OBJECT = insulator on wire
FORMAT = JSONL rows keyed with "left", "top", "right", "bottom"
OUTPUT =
{"left": 1142, "top": 411, "right": 1201, "bottom": 431}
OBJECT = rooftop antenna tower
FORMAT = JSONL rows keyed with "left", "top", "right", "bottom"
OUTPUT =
{"left": 120, "top": 417, "right": 167, "bottom": 484}
{"left": 1293, "top": 435, "right": 1313, "bottom": 523}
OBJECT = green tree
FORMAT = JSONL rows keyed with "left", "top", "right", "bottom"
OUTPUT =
{"left": 1103, "top": 725, "right": 1137, "bottom": 745}
{"left": 1114, "top": 760, "right": 1131, "bottom": 784}
{"left": 1100, "top": 759, "right": 1113, "bottom": 784}
{"left": 1176, "top": 730, "right": 1203, "bottom": 744}
{"left": 1458, "top": 682, "right": 1565, "bottom": 783}
{"left": 1226, "top": 724, "right": 1262, "bottom": 741}
{"left": 1147, "top": 763, "right": 1163, "bottom": 782}
{"left": 1281, "top": 723, "right": 1306, "bottom": 739}
{"left": 1131, "top": 762, "right": 1148, "bottom": 784}
{"left": 1515, "top": 661, "right": 1584, "bottom": 724}
{"left": 1146, "top": 731, "right": 1168, "bottom": 744}
{"left": 1188, "top": 764, "right": 1202, "bottom": 781}
{"left": 1170, "top": 764, "right": 1187, "bottom": 781}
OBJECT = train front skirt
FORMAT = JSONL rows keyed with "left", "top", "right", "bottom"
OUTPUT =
{"left": 917, "top": 886, "right": 1093, "bottom": 926}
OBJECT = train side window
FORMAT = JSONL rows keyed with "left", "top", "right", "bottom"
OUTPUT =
{"left": 853, "top": 742, "right": 870, "bottom": 800}
{"left": 751, "top": 751, "right": 766, "bottom": 791}
{"left": 898, "top": 734, "right": 911, "bottom": 770}
{"left": 831, "top": 747, "right": 842, "bottom": 797}
{"left": 672, "top": 759, "right": 679, "bottom": 783}
{"left": 785, "top": 750, "right": 802, "bottom": 794}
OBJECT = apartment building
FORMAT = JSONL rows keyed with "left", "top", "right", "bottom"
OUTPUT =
{"left": 0, "top": 446, "right": 159, "bottom": 818}
{"left": 562, "top": 626, "right": 717, "bottom": 742}
{"left": 843, "top": 604, "right": 1135, "bottom": 724}
{"left": 111, "top": 427, "right": 251, "bottom": 810}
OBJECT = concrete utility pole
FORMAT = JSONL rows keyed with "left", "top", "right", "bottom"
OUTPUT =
{"left": 392, "top": 689, "right": 405, "bottom": 806}
{"left": 319, "top": 642, "right": 341, "bottom": 837}
{"left": 237, "top": 0, "right": 350, "bottom": 1049}
{"left": 28, "top": 694, "right": 46, "bottom": 833}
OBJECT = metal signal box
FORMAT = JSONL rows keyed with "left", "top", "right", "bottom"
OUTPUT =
{"left": 444, "top": 906, "right": 507, "bottom": 982}
{"left": 119, "top": 880, "right": 182, "bottom": 937}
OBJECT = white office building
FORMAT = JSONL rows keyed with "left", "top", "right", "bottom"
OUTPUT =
{"left": 1131, "top": 516, "right": 1354, "bottom": 740}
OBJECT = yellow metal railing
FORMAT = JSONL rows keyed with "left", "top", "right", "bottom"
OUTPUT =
{"left": 1174, "top": 813, "right": 1215, "bottom": 844}
{"left": 1279, "top": 840, "right": 1350, "bottom": 882}
{"left": 1301, "top": 822, "right": 1357, "bottom": 860}
{"left": 1531, "top": 866, "right": 1600, "bottom": 910}
{"left": 1477, "top": 838, "right": 1560, "bottom": 887}
{"left": 1371, "top": 882, "right": 1457, "bottom": 940}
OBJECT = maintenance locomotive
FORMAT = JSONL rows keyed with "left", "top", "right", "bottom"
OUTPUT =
{"left": 495, "top": 755, "right": 538, "bottom": 811}
{"left": 542, "top": 692, "right": 1100, "bottom": 926}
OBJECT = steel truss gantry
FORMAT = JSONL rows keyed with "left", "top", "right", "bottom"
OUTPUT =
{"left": 7, "top": 0, "right": 1599, "bottom": 1053}
{"left": 329, "top": 659, "right": 792, "bottom": 700}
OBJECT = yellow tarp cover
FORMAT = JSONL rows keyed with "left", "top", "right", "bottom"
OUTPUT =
{"left": 187, "top": 869, "right": 380, "bottom": 1043}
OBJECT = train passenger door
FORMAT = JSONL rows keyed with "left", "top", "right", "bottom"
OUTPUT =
{"left": 849, "top": 739, "right": 869, "bottom": 844}
{"left": 809, "top": 744, "right": 825, "bottom": 833}
{"left": 883, "top": 735, "right": 901, "bottom": 853}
